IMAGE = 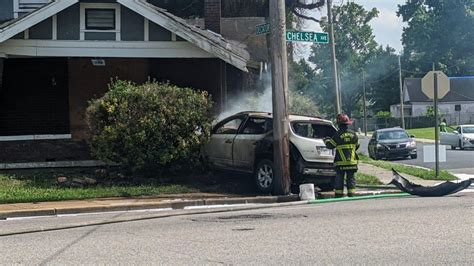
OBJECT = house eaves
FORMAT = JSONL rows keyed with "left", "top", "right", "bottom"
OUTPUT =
{"left": 0, "top": 0, "right": 78, "bottom": 43}
{"left": 118, "top": 0, "right": 250, "bottom": 72}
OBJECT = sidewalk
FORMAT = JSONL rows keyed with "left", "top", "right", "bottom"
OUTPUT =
{"left": 358, "top": 162, "right": 441, "bottom": 186}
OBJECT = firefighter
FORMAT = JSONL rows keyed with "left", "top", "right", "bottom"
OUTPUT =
{"left": 324, "top": 114, "right": 360, "bottom": 198}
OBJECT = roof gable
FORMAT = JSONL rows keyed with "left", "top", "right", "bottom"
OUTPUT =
{"left": 0, "top": 0, "right": 78, "bottom": 43}
{"left": 118, "top": 0, "right": 249, "bottom": 71}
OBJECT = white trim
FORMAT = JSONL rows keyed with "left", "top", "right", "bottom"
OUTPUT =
{"left": 0, "top": 0, "right": 78, "bottom": 43}
{"left": 0, "top": 39, "right": 214, "bottom": 58}
{"left": 171, "top": 33, "right": 176, "bottom": 41}
{"left": 117, "top": 0, "right": 249, "bottom": 72}
{"left": 79, "top": 2, "right": 121, "bottom": 41}
{"left": 0, "top": 134, "right": 72, "bottom": 142}
{"left": 52, "top": 15, "right": 57, "bottom": 40}
{"left": 24, "top": 29, "right": 29, "bottom": 39}
{"left": 144, "top": 18, "right": 149, "bottom": 41}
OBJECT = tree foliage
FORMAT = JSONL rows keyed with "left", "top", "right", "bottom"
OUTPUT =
{"left": 308, "top": 2, "right": 382, "bottom": 116}
{"left": 398, "top": 0, "right": 474, "bottom": 76}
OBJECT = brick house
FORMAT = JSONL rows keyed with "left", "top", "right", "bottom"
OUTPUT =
{"left": 0, "top": 0, "right": 268, "bottom": 164}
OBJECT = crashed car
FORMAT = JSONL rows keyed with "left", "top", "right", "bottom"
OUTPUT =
{"left": 202, "top": 111, "right": 337, "bottom": 193}
{"left": 368, "top": 127, "right": 417, "bottom": 160}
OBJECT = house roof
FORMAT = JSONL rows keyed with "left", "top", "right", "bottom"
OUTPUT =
{"left": 405, "top": 76, "right": 474, "bottom": 103}
{"left": 0, "top": 0, "right": 78, "bottom": 42}
{"left": 0, "top": 0, "right": 250, "bottom": 72}
{"left": 119, "top": 0, "right": 249, "bottom": 71}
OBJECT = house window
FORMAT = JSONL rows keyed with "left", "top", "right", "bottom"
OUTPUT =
{"left": 85, "top": 9, "right": 116, "bottom": 30}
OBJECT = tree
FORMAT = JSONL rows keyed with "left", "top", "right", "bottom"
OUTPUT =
{"left": 308, "top": 2, "right": 380, "bottom": 116}
{"left": 398, "top": 0, "right": 474, "bottom": 76}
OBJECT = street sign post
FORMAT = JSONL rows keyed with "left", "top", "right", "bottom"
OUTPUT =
{"left": 285, "top": 31, "right": 329, "bottom": 43}
{"left": 421, "top": 70, "right": 450, "bottom": 178}
{"left": 256, "top": 23, "right": 270, "bottom": 35}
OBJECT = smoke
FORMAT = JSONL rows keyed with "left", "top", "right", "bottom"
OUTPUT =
{"left": 216, "top": 71, "right": 273, "bottom": 122}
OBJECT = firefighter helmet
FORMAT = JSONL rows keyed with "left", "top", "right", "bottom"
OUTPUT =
{"left": 336, "top": 114, "right": 353, "bottom": 125}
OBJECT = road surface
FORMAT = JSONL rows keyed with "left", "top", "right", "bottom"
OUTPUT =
{"left": 1, "top": 193, "right": 473, "bottom": 264}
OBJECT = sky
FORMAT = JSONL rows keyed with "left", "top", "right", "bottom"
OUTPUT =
{"left": 301, "top": 0, "right": 406, "bottom": 55}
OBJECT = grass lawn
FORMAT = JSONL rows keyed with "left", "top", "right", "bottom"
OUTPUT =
{"left": 359, "top": 154, "right": 457, "bottom": 181}
{"left": 356, "top": 173, "right": 383, "bottom": 185}
{"left": 0, "top": 169, "right": 199, "bottom": 204}
{"left": 405, "top": 126, "right": 457, "bottom": 140}
{"left": 406, "top": 127, "right": 435, "bottom": 140}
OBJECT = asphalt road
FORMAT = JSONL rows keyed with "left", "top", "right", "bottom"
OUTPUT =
{"left": 359, "top": 136, "right": 474, "bottom": 175}
{"left": 1, "top": 193, "right": 473, "bottom": 264}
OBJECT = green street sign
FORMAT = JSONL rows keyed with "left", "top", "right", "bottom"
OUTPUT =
{"left": 285, "top": 31, "right": 329, "bottom": 44}
{"left": 256, "top": 23, "right": 270, "bottom": 35}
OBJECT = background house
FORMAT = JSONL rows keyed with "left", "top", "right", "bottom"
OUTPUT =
{"left": 390, "top": 76, "right": 474, "bottom": 125}
{"left": 0, "top": 0, "right": 270, "bottom": 164}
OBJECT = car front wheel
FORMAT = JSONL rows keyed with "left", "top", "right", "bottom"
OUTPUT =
{"left": 254, "top": 159, "right": 274, "bottom": 193}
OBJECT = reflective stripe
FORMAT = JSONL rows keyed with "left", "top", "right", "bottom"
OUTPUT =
{"left": 325, "top": 139, "right": 337, "bottom": 146}
{"left": 335, "top": 161, "right": 358, "bottom": 166}
{"left": 337, "top": 147, "right": 347, "bottom": 162}
{"left": 338, "top": 144, "right": 357, "bottom": 149}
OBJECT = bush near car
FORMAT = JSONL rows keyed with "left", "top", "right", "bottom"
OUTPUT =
{"left": 86, "top": 80, "right": 213, "bottom": 176}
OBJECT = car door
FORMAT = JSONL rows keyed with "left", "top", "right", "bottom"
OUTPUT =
{"left": 440, "top": 127, "right": 460, "bottom": 146}
{"left": 204, "top": 115, "right": 245, "bottom": 169}
{"left": 232, "top": 117, "right": 271, "bottom": 172}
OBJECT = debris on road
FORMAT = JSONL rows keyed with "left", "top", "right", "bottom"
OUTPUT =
{"left": 390, "top": 169, "right": 472, "bottom": 197}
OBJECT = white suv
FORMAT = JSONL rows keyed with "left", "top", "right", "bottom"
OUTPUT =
{"left": 202, "top": 112, "right": 337, "bottom": 193}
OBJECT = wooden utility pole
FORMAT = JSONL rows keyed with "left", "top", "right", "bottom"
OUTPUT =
{"left": 362, "top": 71, "right": 368, "bottom": 136}
{"left": 399, "top": 56, "right": 405, "bottom": 129}
{"left": 270, "top": 0, "right": 290, "bottom": 195}
{"left": 327, "top": 0, "right": 341, "bottom": 114}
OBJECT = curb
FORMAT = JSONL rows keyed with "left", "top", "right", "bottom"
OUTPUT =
{"left": 0, "top": 192, "right": 408, "bottom": 237}
{"left": 0, "top": 200, "right": 309, "bottom": 237}
{"left": 0, "top": 195, "right": 300, "bottom": 220}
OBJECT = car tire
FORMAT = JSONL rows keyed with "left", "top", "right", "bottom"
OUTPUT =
{"left": 410, "top": 154, "right": 417, "bottom": 159}
{"left": 254, "top": 159, "right": 274, "bottom": 193}
{"left": 459, "top": 140, "right": 465, "bottom": 150}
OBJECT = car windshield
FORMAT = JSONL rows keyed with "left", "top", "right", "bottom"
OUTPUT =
{"left": 462, "top": 127, "right": 474, "bottom": 134}
{"left": 377, "top": 130, "right": 409, "bottom": 140}
{"left": 291, "top": 122, "right": 335, "bottom": 139}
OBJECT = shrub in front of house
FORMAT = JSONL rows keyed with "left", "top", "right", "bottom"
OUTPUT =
{"left": 86, "top": 80, "right": 213, "bottom": 176}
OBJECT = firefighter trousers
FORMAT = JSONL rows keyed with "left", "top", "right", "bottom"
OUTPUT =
{"left": 335, "top": 169, "right": 356, "bottom": 197}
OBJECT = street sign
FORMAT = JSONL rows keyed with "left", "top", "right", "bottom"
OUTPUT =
{"left": 256, "top": 23, "right": 270, "bottom": 35}
{"left": 421, "top": 71, "right": 450, "bottom": 99}
{"left": 285, "top": 31, "right": 329, "bottom": 44}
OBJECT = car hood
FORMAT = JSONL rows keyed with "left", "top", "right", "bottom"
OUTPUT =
{"left": 463, "top": 133, "right": 474, "bottom": 139}
{"left": 378, "top": 139, "right": 412, "bottom": 145}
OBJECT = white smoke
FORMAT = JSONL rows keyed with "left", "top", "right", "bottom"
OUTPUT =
{"left": 216, "top": 71, "right": 273, "bottom": 122}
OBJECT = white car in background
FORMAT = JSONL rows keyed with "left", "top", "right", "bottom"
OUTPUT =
{"left": 440, "top": 124, "right": 474, "bottom": 150}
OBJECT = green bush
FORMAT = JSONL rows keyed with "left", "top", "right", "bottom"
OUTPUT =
{"left": 375, "top": 111, "right": 391, "bottom": 119}
{"left": 86, "top": 80, "right": 213, "bottom": 175}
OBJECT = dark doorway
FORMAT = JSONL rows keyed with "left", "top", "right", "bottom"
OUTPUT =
{"left": 0, "top": 58, "right": 69, "bottom": 136}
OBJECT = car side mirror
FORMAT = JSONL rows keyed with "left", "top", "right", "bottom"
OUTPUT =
{"left": 410, "top": 135, "right": 415, "bottom": 138}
